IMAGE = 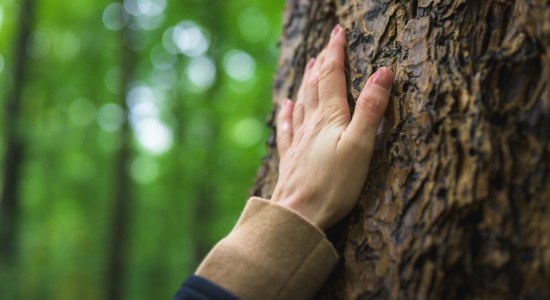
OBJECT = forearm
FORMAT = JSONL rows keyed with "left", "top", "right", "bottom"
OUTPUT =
{"left": 196, "top": 197, "right": 339, "bottom": 300}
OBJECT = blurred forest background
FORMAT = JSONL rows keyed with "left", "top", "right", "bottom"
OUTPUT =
{"left": 0, "top": 0, "right": 283, "bottom": 298}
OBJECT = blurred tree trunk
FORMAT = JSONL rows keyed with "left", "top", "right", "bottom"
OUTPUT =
{"left": 105, "top": 6, "right": 135, "bottom": 300}
{"left": 191, "top": 0, "right": 224, "bottom": 267}
{"left": 252, "top": 0, "right": 550, "bottom": 299}
{"left": 0, "top": 0, "right": 36, "bottom": 297}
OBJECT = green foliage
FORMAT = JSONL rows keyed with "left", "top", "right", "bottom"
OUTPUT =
{"left": 0, "top": 0, "right": 283, "bottom": 298}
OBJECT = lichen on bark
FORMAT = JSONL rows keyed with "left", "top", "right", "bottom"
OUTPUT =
{"left": 252, "top": 0, "right": 550, "bottom": 299}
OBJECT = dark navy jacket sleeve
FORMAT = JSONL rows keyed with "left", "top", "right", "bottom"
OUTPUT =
{"left": 173, "top": 275, "right": 240, "bottom": 300}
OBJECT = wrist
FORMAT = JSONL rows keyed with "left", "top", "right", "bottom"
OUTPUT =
{"left": 271, "top": 187, "right": 328, "bottom": 230}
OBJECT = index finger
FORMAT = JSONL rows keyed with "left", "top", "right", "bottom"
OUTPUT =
{"left": 318, "top": 24, "right": 350, "bottom": 121}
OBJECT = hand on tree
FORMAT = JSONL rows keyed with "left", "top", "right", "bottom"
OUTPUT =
{"left": 272, "top": 24, "right": 394, "bottom": 230}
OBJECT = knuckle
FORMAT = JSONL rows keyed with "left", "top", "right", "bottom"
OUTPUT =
{"left": 321, "top": 58, "right": 342, "bottom": 77}
{"left": 277, "top": 127, "right": 288, "bottom": 139}
{"left": 277, "top": 113, "right": 290, "bottom": 127}
{"left": 307, "top": 75, "right": 319, "bottom": 87}
{"left": 357, "top": 92, "right": 386, "bottom": 116}
{"left": 277, "top": 123, "right": 289, "bottom": 134}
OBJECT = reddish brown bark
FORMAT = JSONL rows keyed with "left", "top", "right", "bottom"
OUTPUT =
{"left": 252, "top": 1, "right": 550, "bottom": 299}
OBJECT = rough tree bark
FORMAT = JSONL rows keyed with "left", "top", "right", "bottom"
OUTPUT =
{"left": 252, "top": 0, "right": 550, "bottom": 299}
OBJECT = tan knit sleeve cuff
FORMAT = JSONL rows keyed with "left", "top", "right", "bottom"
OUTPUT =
{"left": 196, "top": 197, "right": 339, "bottom": 300}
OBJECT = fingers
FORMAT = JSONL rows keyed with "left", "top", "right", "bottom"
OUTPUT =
{"left": 297, "top": 58, "right": 319, "bottom": 115}
{"left": 291, "top": 59, "right": 311, "bottom": 131}
{"left": 277, "top": 99, "right": 294, "bottom": 157}
{"left": 347, "top": 67, "right": 394, "bottom": 140}
{"left": 292, "top": 100, "right": 305, "bottom": 132}
{"left": 310, "top": 51, "right": 324, "bottom": 79}
{"left": 318, "top": 25, "right": 349, "bottom": 119}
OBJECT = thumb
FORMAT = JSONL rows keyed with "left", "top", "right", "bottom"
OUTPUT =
{"left": 347, "top": 67, "right": 393, "bottom": 140}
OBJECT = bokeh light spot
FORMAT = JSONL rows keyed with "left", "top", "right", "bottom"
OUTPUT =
{"left": 125, "top": 84, "right": 172, "bottom": 155}
{"left": 126, "top": 85, "right": 155, "bottom": 108}
{"left": 129, "top": 101, "right": 159, "bottom": 125}
{"left": 53, "top": 31, "right": 81, "bottom": 61}
{"left": 134, "top": 14, "right": 165, "bottom": 31}
{"left": 123, "top": 0, "right": 140, "bottom": 16}
{"left": 102, "top": 3, "right": 126, "bottom": 31}
{"left": 134, "top": 118, "right": 173, "bottom": 154}
{"left": 97, "top": 103, "right": 125, "bottom": 132}
{"left": 26, "top": 31, "right": 51, "bottom": 59}
{"left": 172, "top": 21, "right": 209, "bottom": 57}
{"left": 224, "top": 50, "right": 256, "bottom": 81}
{"left": 69, "top": 98, "right": 96, "bottom": 127}
{"left": 232, "top": 117, "right": 264, "bottom": 147}
{"left": 139, "top": 0, "right": 166, "bottom": 17}
{"left": 187, "top": 56, "right": 216, "bottom": 90}
{"left": 150, "top": 44, "right": 176, "bottom": 71}
{"left": 238, "top": 7, "right": 270, "bottom": 43}
{"left": 131, "top": 156, "right": 160, "bottom": 185}
{"left": 162, "top": 27, "right": 178, "bottom": 54}
{"left": 124, "top": 0, "right": 166, "bottom": 17}
{"left": 0, "top": 6, "right": 4, "bottom": 32}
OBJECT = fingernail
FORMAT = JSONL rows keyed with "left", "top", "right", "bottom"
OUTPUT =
{"left": 331, "top": 24, "right": 341, "bottom": 37}
{"left": 370, "top": 67, "right": 394, "bottom": 89}
{"left": 306, "top": 58, "right": 316, "bottom": 70}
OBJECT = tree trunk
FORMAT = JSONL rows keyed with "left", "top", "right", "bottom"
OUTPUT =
{"left": 252, "top": 0, "right": 550, "bottom": 299}
{"left": 105, "top": 5, "right": 135, "bottom": 300}
{"left": 0, "top": 0, "right": 36, "bottom": 298}
{"left": 191, "top": 0, "right": 225, "bottom": 267}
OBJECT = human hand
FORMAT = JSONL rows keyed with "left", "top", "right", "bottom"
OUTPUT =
{"left": 272, "top": 24, "right": 394, "bottom": 230}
